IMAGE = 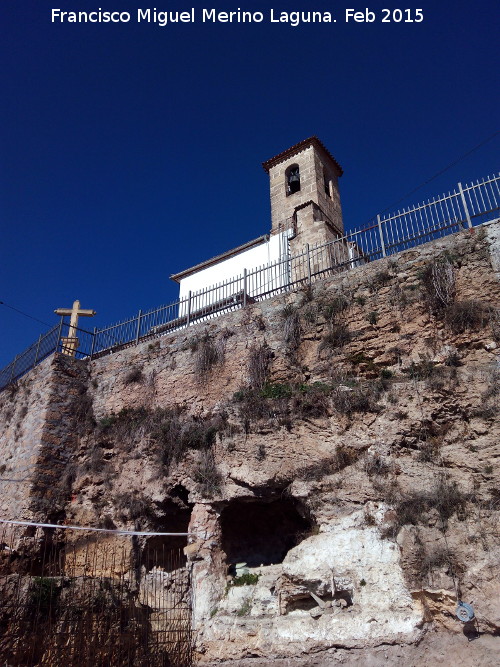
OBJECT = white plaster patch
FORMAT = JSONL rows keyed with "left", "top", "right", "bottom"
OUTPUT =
{"left": 201, "top": 511, "right": 423, "bottom": 656}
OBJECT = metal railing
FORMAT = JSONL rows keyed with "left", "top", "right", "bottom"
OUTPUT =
{"left": 0, "top": 321, "right": 95, "bottom": 390}
{"left": 1, "top": 172, "right": 498, "bottom": 389}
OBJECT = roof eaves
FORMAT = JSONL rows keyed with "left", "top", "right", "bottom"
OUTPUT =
{"left": 170, "top": 234, "right": 269, "bottom": 283}
{"left": 262, "top": 136, "right": 343, "bottom": 176}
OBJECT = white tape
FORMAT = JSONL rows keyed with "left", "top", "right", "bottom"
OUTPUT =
{"left": 0, "top": 518, "right": 192, "bottom": 537}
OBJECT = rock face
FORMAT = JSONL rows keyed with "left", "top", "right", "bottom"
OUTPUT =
{"left": 201, "top": 513, "right": 423, "bottom": 661}
{"left": 1, "top": 221, "right": 500, "bottom": 663}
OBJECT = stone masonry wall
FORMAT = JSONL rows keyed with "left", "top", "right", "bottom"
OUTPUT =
{"left": 0, "top": 356, "right": 54, "bottom": 521}
{"left": 0, "top": 354, "right": 89, "bottom": 523}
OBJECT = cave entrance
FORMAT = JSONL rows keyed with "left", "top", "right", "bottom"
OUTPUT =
{"left": 221, "top": 498, "right": 312, "bottom": 568}
{"left": 143, "top": 494, "right": 192, "bottom": 572}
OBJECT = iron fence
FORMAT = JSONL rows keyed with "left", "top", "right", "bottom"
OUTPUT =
{"left": 1, "top": 173, "right": 498, "bottom": 389}
{"left": 0, "top": 522, "right": 193, "bottom": 666}
{"left": 0, "top": 321, "right": 95, "bottom": 391}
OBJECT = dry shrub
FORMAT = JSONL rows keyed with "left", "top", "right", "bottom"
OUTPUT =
{"left": 193, "top": 333, "right": 225, "bottom": 378}
{"left": 483, "top": 365, "right": 500, "bottom": 401}
{"left": 234, "top": 382, "right": 331, "bottom": 431}
{"left": 319, "top": 293, "right": 351, "bottom": 323}
{"left": 373, "top": 478, "right": 401, "bottom": 507}
{"left": 192, "top": 450, "right": 223, "bottom": 497}
{"left": 444, "top": 351, "right": 462, "bottom": 367}
{"left": 291, "top": 384, "right": 330, "bottom": 419}
{"left": 333, "top": 444, "right": 360, "bottom": 470}
{"left": 471, "top": 365, "right": 499, "bottom": 419}
{"left": 420, "top": 257, "right": 456, "bottom": 315}
{"left": 393, "top": 477, "right": 470, "bottom": 532}
{"left": 74, "top": 389, "right": 95, "bottom": 433}
{"left": 302, "top": 304, "right": 318, "bottom": 324}
{"left": 124, "top": 367, "right": 143, "bottom": 385}
{"left": 445, "top": 300, "right": 490, "bottom": 333}
{"left": 319, "top": 324, "right": 351, "bottom": 353}
{"left": 299, "top": 284, "right": 314, "bottom": 305}
{"left": 115, "top": 492, "right": 153, "bottom": 522}
{"left": 97, "top": 406, "right": 225, "bottom": 469}
{"left": 481, "top": 487, "right": 500, "bottom": 511}
{"left": 298, "top": 446, "right": 360, "bottom": 481}
{"left": 417, "top": 437, "right": 443, "bottom": 463}
{"left": 364, "top": 453, "right": 392, "bottom": 477}
{"left": 281, "top": 304, "right": 301, "bottom": 351}
{"left": 233, "top": 388, "right": 275, "bottom": 429}
{"left": 81, "top": 445, "right": 112, "bottom": 477}
{"left": 371, "top": 270, "right": 391, "bottom": 289}
{"left": 403, "top": 359, "right": 438, "bottom": 380}
{"left": 412, "top": 545, "right": 462, "bottom": 584}
{"left": 331, "top": 382, "right": 380, "bottom": 415}
{"left": 490, "top": 308, "right": 500, "bottom": 342}
{"left": 248, "top": 343, "right": 272, "bottom": 389}
{"left": 421, "top": 546, "right": 454, "bottom": 572}
{"left": 5, "top": 381, "right": 19, "bottom": 399}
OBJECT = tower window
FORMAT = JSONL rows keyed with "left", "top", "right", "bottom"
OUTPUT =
{"left": 286, "top": 164, "right": 301, "bottom": 195}
{"left": 324, "top": 171, "right": 331, "bottom": 198}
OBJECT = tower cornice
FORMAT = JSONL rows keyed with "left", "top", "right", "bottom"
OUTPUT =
{"left": 262, "top": 136, "right": 343, "bottom": 176}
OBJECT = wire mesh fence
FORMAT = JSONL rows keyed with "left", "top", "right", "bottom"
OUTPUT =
{"left": 1, "top": 173, "right": 498, "bottom": 388}
{"left": 0, "top": 523, "right": 193, "bottom": 666}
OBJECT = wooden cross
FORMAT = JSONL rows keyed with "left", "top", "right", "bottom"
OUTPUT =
{"left": 54, "top": 300, "right": 96, "bottom": 357}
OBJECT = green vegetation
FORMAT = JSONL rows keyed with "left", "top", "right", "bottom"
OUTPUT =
{"left": 231, "top": 573, "right": 259, "bottom": 587}
{"left": 29, "top": 577, "right": 61, "bottom": 616}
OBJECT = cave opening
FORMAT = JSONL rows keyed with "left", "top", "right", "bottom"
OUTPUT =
{"left": 221, "top": 498, "right": 312, "bottom": 568}
{"left": 143, "top": 493, "right": 192, "bottom": 572}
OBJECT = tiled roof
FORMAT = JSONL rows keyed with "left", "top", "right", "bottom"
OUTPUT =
{"left": 262, "top": 136, "right": 343, "bottom": 176}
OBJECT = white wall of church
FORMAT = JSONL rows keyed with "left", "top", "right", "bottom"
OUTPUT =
{"left": 178, "top": 230, "right": 292, "bottom": 314}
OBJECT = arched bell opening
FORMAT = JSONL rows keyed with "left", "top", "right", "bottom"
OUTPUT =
{"left": 286, "top": 164, "right": 301, "bottom": 195}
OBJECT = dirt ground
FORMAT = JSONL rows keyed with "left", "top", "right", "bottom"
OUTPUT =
{"left": 200, "top": 628, "right": 500, "bottom": 666}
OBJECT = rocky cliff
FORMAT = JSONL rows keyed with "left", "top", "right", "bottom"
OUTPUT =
{"left": 1, "top": 221, "right": 499, "bottom": 665}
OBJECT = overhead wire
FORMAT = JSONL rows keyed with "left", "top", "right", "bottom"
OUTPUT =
{"left": 355, "top": 129, "right": 500, "bottom": 229}
{"left": 0, "top": 300, "right": 53, "bottom": 327}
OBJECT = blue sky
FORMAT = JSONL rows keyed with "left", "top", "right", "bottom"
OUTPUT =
{"left": 1, "top": 0, "right": 499, "bottom": 367}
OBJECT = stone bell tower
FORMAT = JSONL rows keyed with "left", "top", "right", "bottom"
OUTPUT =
{"left": 262, "top": 137, "right": 344, "bottom": 251}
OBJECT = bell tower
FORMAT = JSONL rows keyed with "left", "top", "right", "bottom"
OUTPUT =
{"left": 262, "top": 137, "right": 344, "bottom": 250}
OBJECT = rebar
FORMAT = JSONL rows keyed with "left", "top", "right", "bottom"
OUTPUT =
{"left": 0, "top": 524, "right": 193, "bottom": 667}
